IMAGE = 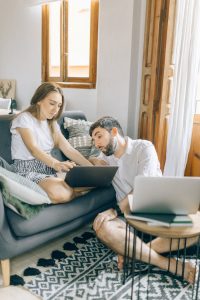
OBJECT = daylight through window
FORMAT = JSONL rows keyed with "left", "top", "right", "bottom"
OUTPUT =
{"left": 42, "top": 0, "right": 99, "bottom": 88}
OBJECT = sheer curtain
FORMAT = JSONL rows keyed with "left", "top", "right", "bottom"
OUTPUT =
{"left": 164, "top": 0, "right": 200, "bottom": 176}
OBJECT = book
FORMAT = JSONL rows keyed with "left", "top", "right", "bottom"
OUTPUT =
{"left": 126, "top": 213, "right": 193, "bottom": 228}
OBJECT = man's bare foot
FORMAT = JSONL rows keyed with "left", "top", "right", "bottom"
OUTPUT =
{"left": 182, "top": 261, "right": 196, "bottom": 284}
{"left": 117, "top": 255, "right": 124, "bottom": 270}
{"left": 117, "top": 255, "right": 196, "bottom": 283}
{"left": 172, "top": 260, "right": 196, "bottom": 284}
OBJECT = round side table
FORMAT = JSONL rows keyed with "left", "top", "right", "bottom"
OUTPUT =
{"left": 123, "top": 212, "right": 200, "bottom": 300}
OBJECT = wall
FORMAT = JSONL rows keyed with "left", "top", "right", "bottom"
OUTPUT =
{"left": 0, "top": 0, "right": 41, "bottom": 107}
{"left": 127, "top": 0, "right": 146, "bottom": 138}
{"left": 0, "top": 0, "right": 146, "bottom": 134}
{"left": 96, "top": 0, "right": 133, "bottom": 133}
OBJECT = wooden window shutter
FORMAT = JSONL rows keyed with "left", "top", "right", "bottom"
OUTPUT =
{"left": 138, "top": 0, "right": 176, "bottom": 170}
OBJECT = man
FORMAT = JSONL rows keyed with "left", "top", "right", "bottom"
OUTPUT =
{"left": 89, "top": 116, "right": 197, "bottom": 284}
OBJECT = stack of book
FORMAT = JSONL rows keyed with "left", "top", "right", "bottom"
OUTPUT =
{"left": 126, "top": 213, "right": 193, "bottom": 228}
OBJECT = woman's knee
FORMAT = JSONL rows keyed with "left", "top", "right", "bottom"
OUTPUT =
{"left": 50, "top": 192, "right": 74, "bottom": 203}
{"left": 46, "top": 182, "right": 74, "bottom": 203}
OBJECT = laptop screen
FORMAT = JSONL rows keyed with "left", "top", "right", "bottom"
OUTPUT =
{"left": 130, "top": 176, "right": 200, "bottom": 215}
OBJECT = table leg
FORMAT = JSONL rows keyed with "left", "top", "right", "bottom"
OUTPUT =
{"left": 182, "top": 238, "right": 187, "bottom": 279}
{"left": 123, "top": 220, "right": 129, "bottom": 284}
{"left": 146, "top": 235, "right": 152, "bottom": 300}
{"left": 131, "top": 228, "right": 137, "bottom": 299}
{"left": 194, "top": 235, "right": 200, "bottom": 300}
{"left": 175, "top": 238, "right": 181, "bottom": 276}
{"left": 137, "top": 231, "right": 144, "bottom": 299}
{"left": 167, "top": 238, "right": 172, "bottom": 274}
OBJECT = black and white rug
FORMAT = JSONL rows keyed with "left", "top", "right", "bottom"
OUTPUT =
{"left": 11, "top": 227, "right": 199, "bottom": 300}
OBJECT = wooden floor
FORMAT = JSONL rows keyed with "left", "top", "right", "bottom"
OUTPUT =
{"left": 0, "top": 286, "right": 38, "bottom": 300}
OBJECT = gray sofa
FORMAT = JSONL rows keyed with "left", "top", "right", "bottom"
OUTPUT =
{"left": 0, "top": 111, "right": 116, "bottom": 286}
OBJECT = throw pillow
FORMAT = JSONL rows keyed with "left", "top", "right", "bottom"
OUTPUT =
{"left": 51, "top": 147, "right": 67, "bottom": 162}
{"left": 0, "top": 165, "right": 51, "bottom": 219}
{"left": 63, "top": 117, "right": 100, "bottom": 158}
{"left": 1, "top": 185, "right": 46, "bottom": 219}
{"left": 0, "top": 155, "right": 13, "bottom": 171}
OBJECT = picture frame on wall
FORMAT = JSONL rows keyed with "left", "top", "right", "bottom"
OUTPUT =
{"left": 0, "top": 79, "right": 16, "bottom": 99}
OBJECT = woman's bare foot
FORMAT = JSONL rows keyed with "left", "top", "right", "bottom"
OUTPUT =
{"left": 117, "top": 255, "right": 124, "bottom": 270}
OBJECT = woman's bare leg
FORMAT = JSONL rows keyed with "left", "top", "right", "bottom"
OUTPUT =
{"left": 39, "top": 177, "right": 75, "bottom": 203}
{"left": 94, "top": 216, "right": 196, "bottom": 283}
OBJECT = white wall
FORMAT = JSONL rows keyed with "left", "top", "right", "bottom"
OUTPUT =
{"left": 0, "top": 0, "right": 146, "bottom": 134}
{"left": 0, "top": 0, "right": 41, "bottom": 106}
{"left": 96, "top": 0, "right": 134, "bottom": 133}
{"left": 127, "top": 0, "right": 146, "bottom": 138}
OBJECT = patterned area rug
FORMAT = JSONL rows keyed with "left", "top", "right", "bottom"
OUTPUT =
{"left": 11, "top": 226, "right": 199, "bottom": 300}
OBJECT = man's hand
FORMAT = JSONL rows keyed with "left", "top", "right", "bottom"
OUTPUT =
{"left": 119, "top": 196, "right": 131, "bottom": 213}
{"left": 93, "top": 208, "right": 117, "bottom": 232}
{"left": 89, "top": 157, "right": 108, "bottom": 166}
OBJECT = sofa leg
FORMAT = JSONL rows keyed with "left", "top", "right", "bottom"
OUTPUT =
{"left": 1, "top": 259, "right": 10, "bottom": 287}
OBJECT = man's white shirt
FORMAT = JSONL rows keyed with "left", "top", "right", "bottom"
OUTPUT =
{"left": 98, "top": 137, "right": 162, "bottom": 203}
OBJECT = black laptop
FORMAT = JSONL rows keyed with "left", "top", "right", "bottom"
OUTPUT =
{"left": 65, "top": 165, "right": 118, "bottom": 187}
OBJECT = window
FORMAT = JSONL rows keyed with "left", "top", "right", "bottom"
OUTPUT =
{"left": 42, "top": 0, "right": 99, "bottom": 88}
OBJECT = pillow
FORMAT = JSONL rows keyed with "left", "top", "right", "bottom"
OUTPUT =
{"left": 63, "top": 117, "right": 100, "bottom": 158}
{"left": 1, "top": 184, "right": 46, "bottom": 219}
{"left": 0, "top": 165, "right": 51, "bottom": 219}
{"left": 51, "top": 147, "right": 67, "bottom": 162}
{"left": 0, "top": 156, "right": 13, "bottom": 171}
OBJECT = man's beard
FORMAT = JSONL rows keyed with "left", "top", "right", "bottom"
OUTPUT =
{"left": 102, "top": 136, "right": 118, "bottom": 156}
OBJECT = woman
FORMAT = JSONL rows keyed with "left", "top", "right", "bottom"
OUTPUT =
{"left": 11, "top": 82, "right": 92, "bottom": 204}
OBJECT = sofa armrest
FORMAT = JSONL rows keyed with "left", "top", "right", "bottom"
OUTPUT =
{"left": 0, "top": 191, "right": 6, "bottom": 230}
{"left": 0, "top": 191, "right": 20, "bottom": 260}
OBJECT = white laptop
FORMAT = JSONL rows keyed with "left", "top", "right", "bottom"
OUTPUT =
{"left": 129, "top": 176, "right": 200, "bottom": 215}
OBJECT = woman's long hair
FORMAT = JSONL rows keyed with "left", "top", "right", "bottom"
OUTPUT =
{"left": 25, "top": 82, "right": 65, "bottom": 145}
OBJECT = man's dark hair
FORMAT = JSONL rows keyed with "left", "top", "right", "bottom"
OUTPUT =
{"left": 89, "top": 116, "right": 124, "bottom": 137}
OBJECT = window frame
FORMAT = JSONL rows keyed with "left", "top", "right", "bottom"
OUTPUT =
{"left": 42, "top": 0, "right": 99, "bottom": 89}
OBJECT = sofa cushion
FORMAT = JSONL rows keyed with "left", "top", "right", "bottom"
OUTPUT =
{"left": 63, "top": 117, "right": 100, "bottom": 158}
{"left": 6, "top": 186, "right": 116, "bottom": 237}
{"left": 0, "top": 165, "right": 51, "bottom": 219}
{"left": 0, "top": 166, "right": 50, "bottom": 204}
{"left": 0, "top": 114, "right": 15, "bottom": 164}
{"left": 0, "top": 155, "right": 13, "bottom": 171}
{"left": 1, "top": 186, "right": 46, "bottom": 219}
{"left": 50, "top": 111, "right": 89, "bottom": 161}
{"left": 51, "top": 147, "right": 67, "bottom": 161}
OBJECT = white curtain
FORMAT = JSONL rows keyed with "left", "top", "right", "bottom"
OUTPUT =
{"left": 24, "top": 0, "right": 60, "bottom": 6}
{"left": 164, "top": 0, "right": 200, "bottom": 176}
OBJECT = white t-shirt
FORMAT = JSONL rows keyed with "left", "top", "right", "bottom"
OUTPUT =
{"left": 99, "top": 137, "right": 162, "bottom": 203}
{"left": 11, "top": 112, "right": 60, "bottom": 160}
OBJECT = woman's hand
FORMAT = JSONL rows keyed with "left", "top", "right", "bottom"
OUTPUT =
{"left": 53, "top": 160, "right": 76, "bottom": 172}
{"left": 93, "top": 208, "right": 117, "bottom": 232}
